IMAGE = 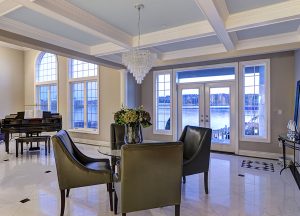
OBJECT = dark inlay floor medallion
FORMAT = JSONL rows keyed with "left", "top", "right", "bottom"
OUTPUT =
{"left": 241, "top": 160, "right": 274, "bottom": 172}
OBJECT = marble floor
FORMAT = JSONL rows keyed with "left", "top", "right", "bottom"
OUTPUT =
{"left": 0, "top": 141, "right": 300, "bottom": 216}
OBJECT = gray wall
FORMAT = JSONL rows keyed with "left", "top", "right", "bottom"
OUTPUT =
{"left": 126, "top": 72, "right": 141, "bottom": 108}
{"left": 141, "top": 51, "right": 295, "bottom": 153}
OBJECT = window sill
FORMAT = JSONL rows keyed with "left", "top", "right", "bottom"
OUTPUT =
{"left": 240, "top": 136, "right": 270, "bottom": 143}
{"left": 153, "top": 130, "right": 172, "bottom": 136}
{"left": 68, "top": 129, "right": 99, "bottom": 135}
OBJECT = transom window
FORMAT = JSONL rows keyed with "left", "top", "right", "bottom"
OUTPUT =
{"left": 153, "top": 70, "right": 172, "bottom": 134}
{"left": 69, "top": 59, "right": 99, "bottom": 132}
{"left": 240, "top": 59, "right": 270, "bottom": 142}
{"left": 35, "top": 52, "right": 58, "bottom": 113}
{"left": 71, "top": 59, "right": 97, "bottom": 78}
{"left": 36, "top": 53, "right": 57, "bottom": 82}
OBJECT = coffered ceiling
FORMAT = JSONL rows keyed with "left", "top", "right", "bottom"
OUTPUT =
{"left": 0, "top": 0, "right": 299, "bottom": 67}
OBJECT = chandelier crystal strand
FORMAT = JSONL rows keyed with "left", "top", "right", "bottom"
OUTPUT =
{"left": 122, "top": 4, "right": 156, "bottom": 84}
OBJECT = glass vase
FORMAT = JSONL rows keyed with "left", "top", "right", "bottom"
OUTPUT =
{"left": 124, "top": 124, "right": 142, "bottom": 144}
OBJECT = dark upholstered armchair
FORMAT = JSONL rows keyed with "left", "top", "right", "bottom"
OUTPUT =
{"left": 114, "top": 142, "right": 183, "bottom": 216}
{"left": 179, "top": 126, "right": 212, "bottom": 194}
{"left": 52, "top": 130, "right": 113, "bottom": 216}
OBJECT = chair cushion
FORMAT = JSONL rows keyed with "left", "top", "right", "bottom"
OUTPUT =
{"left": 56, "top": 131, "right": 74, "bottom": 156}
{"left": 85, "top": 161, "right": 111, "bottom": 171}
{"left": 183, "top": 127, "right": 202, "bottom": 159}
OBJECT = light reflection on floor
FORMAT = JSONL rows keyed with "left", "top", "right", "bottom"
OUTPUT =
{"left": 0, "top": 141, "right": 299, "bottom": 216}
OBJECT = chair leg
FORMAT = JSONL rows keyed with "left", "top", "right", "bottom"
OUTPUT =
{"left": 60, "top": 190, "right": 65, "bottom": 216}
{"left": 114, "top": 192, "right": 118, "bottom": 215}
{"left": 16, "top": 141, "right": 18, "bottom": 157}
{"left": 21, "top": 141, "right": 23, "bottom": 155}
{"left": 45, "top": 139, "right": 47, "bottom": 156}
{"left": 182, "top": 176, "right": 186, "bottom": 184}
{"left": 175, "top": 205, "right": 180, "bottom": 216}
{"left": 66, "top": 189, "right": 70, "bottom": 198}
{"left": 108, "top": 183, "right": 113, "bottom": 211}
{"left": 48, "top": 138, "right": 51, "bottom": 154}
{"left": 204, "top": 171, "right": 209, "bottom": 194}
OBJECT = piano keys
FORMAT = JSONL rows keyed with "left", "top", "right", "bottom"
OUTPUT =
{"left": 0, "top": 111, "right": 62, "bottom": 153}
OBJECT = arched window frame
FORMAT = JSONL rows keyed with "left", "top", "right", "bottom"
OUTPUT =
{"left": 68, "top": 59, "right": 99, "bottom": 134}
{"left": 35, "top": 52, "right": 58, "bottom": 113}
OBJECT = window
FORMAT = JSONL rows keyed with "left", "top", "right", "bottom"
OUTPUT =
{"left": 35, "top": 52, "right": 58, "bottom": 112}
{"left": 153, "top": 70, "right": 172, "bottom": 134}
{"left": 240, "top": 59, "right": 270, "bottom": 142}
{"left": 177, "top": 66, "right": 235, "bottom": 83}
{"left": 69, "top": 59, "right": 99, "bottom": 132}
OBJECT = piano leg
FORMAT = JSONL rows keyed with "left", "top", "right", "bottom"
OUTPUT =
{"left": 4, "top": 132, "right": 9, "bottom": 153}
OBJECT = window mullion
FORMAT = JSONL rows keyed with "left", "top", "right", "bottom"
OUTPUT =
{"left": 48, "top": 85, "right": 51, "bottom": 111}
{"left": 84, "top": 81, "right": 87, "bottom": 129}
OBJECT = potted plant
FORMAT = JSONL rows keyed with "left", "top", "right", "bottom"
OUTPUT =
{"left": 114, "top": 106, "right": 151, "bottom": 144}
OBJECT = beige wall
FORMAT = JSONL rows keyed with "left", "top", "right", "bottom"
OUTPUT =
{"left": 24, "top": 50, "right": 124, "bottom": 142}
{"left": 141, "top": 52, "right": 295, "bottom": 153}
{"left": 0, "top": 46, "right": 24, "bottom": 118}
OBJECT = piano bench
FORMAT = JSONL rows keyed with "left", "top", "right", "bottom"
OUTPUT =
{"left": 15, "top": 136, "right": 51, "bottom": 157}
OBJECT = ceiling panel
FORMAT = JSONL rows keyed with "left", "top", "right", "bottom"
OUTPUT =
{"left": 236, "top": 19, "right": 300, "bottom": 40}
{"left": 67, "top": 0, "right": 206, "bottom": 36}
{"left": 153, "top": 36, "right": 220, "bottom": 53}
{"left": 5, "top": 7, "right": 105, "bottom": 46}
{"left": 225, "top": 0, "right": 287, "bottom": 14}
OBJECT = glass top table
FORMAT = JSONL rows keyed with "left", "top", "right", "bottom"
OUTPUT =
{"left": 98, "top": 140, "right": 160, "bottom": 157}
{"left": 98, "top": 146, "right": 121, "bottom": 157}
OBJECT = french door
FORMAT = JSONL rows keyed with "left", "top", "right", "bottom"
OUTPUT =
{"left": 178, "top": 81, "right": 236, "bottom": 152}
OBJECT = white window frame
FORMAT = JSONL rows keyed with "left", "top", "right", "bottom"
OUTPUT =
{"left": 68, "top": 59, "right": 100, "bottom": 134}
{"left": 34, "top": 52, "right": 58, "bottom": 112}
{"left": 239, "top": 59, "right": 271, "bottom": 143}
{"left": 153, "top": 70, "right": 173, "bottom": 135}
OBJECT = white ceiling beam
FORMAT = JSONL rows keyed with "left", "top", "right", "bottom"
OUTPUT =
{"left": 226, "top": 0, "right": 300, "bottom": 32}
{"left": 162, "top": 44, "right": 226, "bottom": 61}
{"left": 0, "top": 17, "right": 90, "bottom": 54}
{"left": 13, "top": 0, "right": 132, "bottom": 48}
{"left": 91, "top": 43, "right": 127, "bottom": 57}
{"left": 133, "top": 20, "right": 215, "bottom": 48}
{"left": 0, "top": 0, "right": 22, "bottom": 16}
{"left": 92, "top": 21, "right": 215, "bottom": 56}
{"left": 162, "top": 31, "right": 300, "bottom": 61}
{"left": 236, "top": 31, "right": 300, "bottom": 51}
{"left": 194, "top": 0, "right": 235, "bottom": 51}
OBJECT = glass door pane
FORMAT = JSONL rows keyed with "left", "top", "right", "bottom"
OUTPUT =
{"left": 209, "top": 87, "right": 231, "bottom": 144}
{"left": 182, "top": 88, "right": 200, "bottom": 130}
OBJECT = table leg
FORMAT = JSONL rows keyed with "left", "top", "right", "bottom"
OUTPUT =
{"left": 280, "top": 140, "right": 286, "bottom": 175}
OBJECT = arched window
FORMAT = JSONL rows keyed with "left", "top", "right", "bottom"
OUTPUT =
{"left": 69, "top": 59, "right": 99, "bottom": 132}
{"left": 35, "top": 52, "right": 58, "bottom": 113}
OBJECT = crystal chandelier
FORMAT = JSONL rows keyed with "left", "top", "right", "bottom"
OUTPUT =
{"left": 122, "top": 4, "right": 156, "bottom": 84}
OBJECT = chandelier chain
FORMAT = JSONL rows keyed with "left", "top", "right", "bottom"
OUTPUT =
{"left": 138, "top": 5, "right": 141, "bottom": 48}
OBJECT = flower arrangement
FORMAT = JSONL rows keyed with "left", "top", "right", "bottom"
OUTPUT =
{"left": 114, "top": 106, "right": 152, "bottom": 128}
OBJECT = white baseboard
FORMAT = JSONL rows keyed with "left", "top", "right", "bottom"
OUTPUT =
{"left": 72, "top": 137, "right": 110, "bottom": 147}
{"left": 238, "top": 150, "right": 293, "bottom": 160}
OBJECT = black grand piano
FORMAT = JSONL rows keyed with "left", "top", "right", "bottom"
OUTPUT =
{"left": 0, "top": 111, "right": 62, "bottom": 153}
